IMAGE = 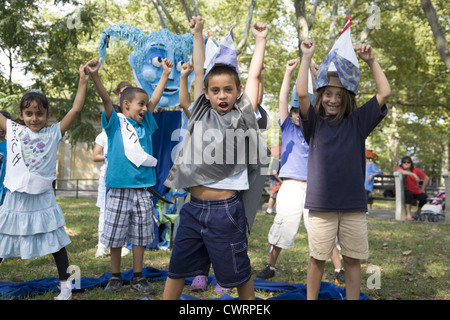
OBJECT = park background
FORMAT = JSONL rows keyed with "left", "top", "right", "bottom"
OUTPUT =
{"left": 0, "top": 0, "right": 449, "bottom": 301}
{"left": 0, "top": 0, "right": 448, "bottom": 185}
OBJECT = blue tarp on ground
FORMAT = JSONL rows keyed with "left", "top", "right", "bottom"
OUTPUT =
{"left": 0, "top": 266, "right": 369, "bottom": 300}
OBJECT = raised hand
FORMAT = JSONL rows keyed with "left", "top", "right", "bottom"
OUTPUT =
{"left": 251, "top": 22, "right": 268, "bottom": 39}
{"left": 189, "top": 16, "right": 204, "bottom": 36}
{"left": 79, "top": 63, "right": 89, "bottom": 82}
{"left": 356, "top": 43, "right": 375, "bottom": 64}
{"left": 300, "top": 39, "right": 316, "bottom": 58}
{"left": 286, "top": 58, "right": 298, "bottom": 73}
{"left": 162, "top": 58, "right": 174, "bottom": 75}
{"left": 180, "top": 62, "right": 194, "bottom": 78}
{"left": 85, "top": 57, "right": 102, "bottom": 75}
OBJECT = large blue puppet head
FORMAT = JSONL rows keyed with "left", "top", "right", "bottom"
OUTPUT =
{"left": 98, "top": 24, "right": 194, "bottom": 108}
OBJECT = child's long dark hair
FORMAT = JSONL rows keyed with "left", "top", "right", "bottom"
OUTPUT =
{"left": 20, "top": 91, "right": 49, "bottom": 112}
{"left": 15, "top": 91, "right": 50, "bottom": 125}
{"left": 314, "top": 86, "right": 357, "bottom": 125}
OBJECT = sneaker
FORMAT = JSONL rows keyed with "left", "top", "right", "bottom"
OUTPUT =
{"left": 95, "top": 243, "right": 107, "bottom": 258}
{"left": 104, "top": 276, "right": 123, "bottom": 292}
{"left": 130, "top": 276, "right": 155, "bottom": 294}
{"left": 54, "top": 281, "right": 72, "bottom": 300}
{"left": 121, "top": 246, "right": 131, "bottom": 257}
{"left": 255, "top": 264, "right": 275, "bottom": 280}
{"left": 190, "top": 275, "right": 208, "bottom": 291}
{"left": 334, "top": 269, "right": 345, "bottom": 286}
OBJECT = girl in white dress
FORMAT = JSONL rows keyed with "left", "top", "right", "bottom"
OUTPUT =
{"left": 0, "top": 62, "right": 89, "bottom": 300}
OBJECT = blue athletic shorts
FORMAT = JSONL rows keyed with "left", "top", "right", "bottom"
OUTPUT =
{"left": 168, "top": 193, "right": 251, "bottom": 288}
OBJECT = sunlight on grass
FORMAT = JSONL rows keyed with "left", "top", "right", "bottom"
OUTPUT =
{"left": 1, "top": 197, "right": 448, "bottom": 301}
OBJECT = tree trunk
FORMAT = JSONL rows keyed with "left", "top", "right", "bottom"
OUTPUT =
{"left": 151, "top": 0, "right": 169, "bottom": 29}
{"left": 327, "top": 0, "right": 339, "bottom": 51}
{"left": 420, "top": 0, "right": 450, "bottom": 70}
{"left": 180, "top": 0, "right": 193, "bottom": 22}
{"left": 155, "top": 0, "right": 180, "bottom": 33}
{"left": 192, "top": 0, "right": 199, "bottom": 16}
{"left": 236, "top": 0, "right": 256, "bottom": 55}
{"left": 293, "top": 0, "right": 309, "bottom": 58}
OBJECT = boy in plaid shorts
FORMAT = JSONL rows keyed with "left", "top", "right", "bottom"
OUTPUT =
{"left": 87, "top": 57, "right": 173, "bottom": 293}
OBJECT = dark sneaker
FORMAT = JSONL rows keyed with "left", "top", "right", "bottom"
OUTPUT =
{"left": 104, "top": 276, "right": 123, "bottom": 292}
{"left": 255, "top": 264, "right": 275, "bottom": 280}
{"left": 334, "top": 269, "right": 345, "bottom": 286}
{"left": 130, "top": 276, "right": 155, "bottom": 294}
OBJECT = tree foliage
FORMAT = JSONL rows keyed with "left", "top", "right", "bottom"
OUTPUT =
{"left": 0, "top": 0, "right": 448, "bottom": 179}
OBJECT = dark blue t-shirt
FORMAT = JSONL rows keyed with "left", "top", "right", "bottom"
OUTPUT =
{"left": 300, "top": 95, "right": 387, "bottom": 212}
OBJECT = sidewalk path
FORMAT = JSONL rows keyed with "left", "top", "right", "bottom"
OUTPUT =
{"left": 367, "top": 209, "right": 395, "bottom": 220}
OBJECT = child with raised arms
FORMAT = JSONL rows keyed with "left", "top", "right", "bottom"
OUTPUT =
{"left": 296, "top": 17, "right": 390, "bottom": 299}
{"left": 86, "top": 56, "right": 173, "bottom": 293}
{"left": 0, "top": 63, "right": 89, "bottom": 300}
{"left": 163, "top": 16, "right": 268, "bottom": 300}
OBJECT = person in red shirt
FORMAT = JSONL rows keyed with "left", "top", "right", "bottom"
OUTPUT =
{"left": 395, "top": 156, "right": 430, "bottom": 220}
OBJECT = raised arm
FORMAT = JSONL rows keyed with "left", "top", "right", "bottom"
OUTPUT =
{"left": 257, "top": 65, "right": 265, "bottom": 105}
{"left": 148, "top": 58, "right": 173, "bottom": 113}
{"left": 87, "top": 57, "right": 113, "bottom": 121}
{"left": 59, "top": 63, "right": 89, "bottom": 135}
{"left": 245, "top": 22, "right": 268, "bottom": 112}
{"left": 356, "top": 43, "right": 391, "bottom": 107}
{"left": 279, "top": 59, "right": 298, "bottom": 124}
{"left": 189, "top": 16, "right": 205, "bottom": 100}
{"left": 179, "top": 62, "right": 194, "bottom": 118}
{"left": 296, "top": 39, "right": 316, "bottom": 119}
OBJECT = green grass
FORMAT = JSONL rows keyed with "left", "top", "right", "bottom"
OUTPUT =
{"left": 0, "top": 198, "right": 448, "bottom": 300}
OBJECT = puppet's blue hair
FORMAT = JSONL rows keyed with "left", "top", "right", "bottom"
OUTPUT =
{"left": 98, "top": 24, "right": 193, "bottom": 73}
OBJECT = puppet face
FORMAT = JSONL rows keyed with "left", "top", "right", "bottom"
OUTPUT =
{"left": 129, "top": 41, "right": 194, "bottom": 108}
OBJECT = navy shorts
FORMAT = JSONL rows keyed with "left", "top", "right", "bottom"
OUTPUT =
{"left": 168, "top": 193, "right": 251, "bottom": 288}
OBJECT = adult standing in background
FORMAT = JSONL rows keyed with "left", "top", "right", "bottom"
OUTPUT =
{"left": 395, "top": 156, "right": 429, "bottom": 221}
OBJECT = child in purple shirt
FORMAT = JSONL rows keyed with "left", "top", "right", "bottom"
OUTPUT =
{"left": 256, "top": 59, "right": 310, "bottom": 280}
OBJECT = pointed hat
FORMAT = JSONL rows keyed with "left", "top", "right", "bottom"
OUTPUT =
{"left": 315, "top": 16, "right": 360, "bottom": 95}
{"left": 204, "top": 29, "right": 239, "bottom": 78}
{"left": 290, "top": 69, "right": 315, "bottom": 110}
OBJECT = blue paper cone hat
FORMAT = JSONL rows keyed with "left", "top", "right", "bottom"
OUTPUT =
{"left": 289, "top": 83, "right": 299, "bottom": 111}
{"left": 315, "top": 15, "right": 360, "bottom": 95}
{"left": 290, "top": 69, "right": 315, "bottom": 111}
{"left": 204, "top": 29, "right": 239, "bottom": 78}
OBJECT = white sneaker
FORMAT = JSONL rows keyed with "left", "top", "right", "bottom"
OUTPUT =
{"left": 121, "top": 246, "right": 131, "bottom": 257}
{"left": 54, "top": 291, "right": 72, "bottom": 300}
{"left": 95, "top": 243, "right": 107, "bottom": 258}
{"left": 54, "top": 281, "right": 72, "bottom": 300}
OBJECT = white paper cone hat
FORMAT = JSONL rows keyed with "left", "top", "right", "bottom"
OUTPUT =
{"left": 315, "top": 15, "right": 360, "bottom": 95}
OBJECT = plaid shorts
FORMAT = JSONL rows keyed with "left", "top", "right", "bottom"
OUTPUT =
{"left": 101, "top": 188, "right": 154, "bottom": 248}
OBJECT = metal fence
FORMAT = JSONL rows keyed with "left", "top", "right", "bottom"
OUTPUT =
{"left": 53, "top": 178, "right": 99, "bottom": 199}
